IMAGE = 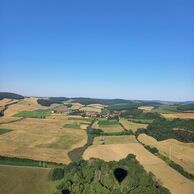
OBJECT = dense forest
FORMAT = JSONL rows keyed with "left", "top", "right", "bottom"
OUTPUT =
{"left": 136, "top": 118, "right": 194, "bottom": 143}
{"left": 37, "top": 97, "right": 69, "bottom": 106}
{"left": 50, "top": 154, "right": 170, "bottom": 194}
{"left": 177, "top": 104, "right": 194, "bottom": 111}
{"left": 0, "top": 92, "right": 24, "bottom": 100}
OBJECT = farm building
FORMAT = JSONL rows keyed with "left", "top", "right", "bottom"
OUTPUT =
{"left": 83, "top": 111, "right": 98, "bottom": 117}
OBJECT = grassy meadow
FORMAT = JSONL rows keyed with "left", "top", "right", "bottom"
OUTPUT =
{"left": 0, "top": 165, "right": 56, "bottom": 194}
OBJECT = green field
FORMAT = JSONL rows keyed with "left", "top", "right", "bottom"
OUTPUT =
{"left": 0, "top": 165, "right": 56, "bottom": 194}
{"left": 152, "top": 105, "right": 179, "bottom": 113}
{"left": 0, "top": 128, "right": 12, "bottom": 135}
{"left": 14, "top": 109, "right": 50, "bottom": 118}
{"left": 128, "top": 118, "right": 153, "bottom": 124}
{"left": 0, "top": 156, "right": 61, "bottom": 168}
{"left": 98, "top": 119, "right": 118, "bottom": 126}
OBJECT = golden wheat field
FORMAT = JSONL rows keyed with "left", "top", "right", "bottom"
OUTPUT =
{"left": 138, "top": 133, "right": 194, "bottom": 174}
{"left": 0, "top": 115, "right": 89, "bottom": 164}
{"left": 162, "top": 113, "right": 194, "bottom": 119}
{"left": 83, "top": 143, "right": 194, "bottom": 194}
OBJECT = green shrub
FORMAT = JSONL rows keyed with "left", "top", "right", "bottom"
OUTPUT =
{"left": 50, "top": 168, "right": 64, "bottom": 180}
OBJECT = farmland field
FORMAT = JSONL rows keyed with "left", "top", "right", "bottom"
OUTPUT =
{"left": 0, "top": 165, "right": 56, "bottom": 194}
{"left": 83, "top": 143, "right": 194, "bottom": 194}
{"left": 1, "top": 96, "right": 194, "bottom": 194}
{"left": 0, "top": 128, "right": 12, "bottom": 135}
{"left": 152, "top": 104, "right": 179, "bottom": 113}
{"left": 93, "top": 135, "right": 138, "bottom": 145}
{"left": 162, "top": 113, "right": 194, "bottom": 119}
{"left": 69, "top": 103, "right": 83, "bottom": 110}
{"left": 14, "top": 109, "right": 51, "bottom": 118}
{"left": 138, "top": 133, "right": 194, "bottom": 174}
{"left": 4, "top": 98, "right": 47, "bottom": 116}
{"left": 0, "top": 115, "right": 89, "bottom": 164}
{"left": 0, "top": 98, "right": 18, "bottom": 107}
{"left": 138, "top": 106, "right": 154, "bottom": 111}
{"left": 80, "top": 103, "right": 106, "bottom": 113}
{"left": 120, "top": 118, "right": 148, "bottom": 133}
{"left": 93, "top": 118, "right": 123, "bottom": 132}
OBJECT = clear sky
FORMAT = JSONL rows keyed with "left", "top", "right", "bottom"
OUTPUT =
{"left": 0, "top": 0, "right": 193, "bottom": 101}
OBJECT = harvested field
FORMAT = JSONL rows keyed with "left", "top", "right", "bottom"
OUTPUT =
{"left": 0, "top": 117, "right": 88, "bottom": 164}
{"left": 0, "top": 116, "right": 23, "bottom": 124}
{"left": 83, "top": 143, "right": 194, "bottom": 194}
{"left": 120, "top": 118, "right": 148, "bottom": 133}
{"left": 0, "top": 165, "right": 55, "bottom": 194}
{"left": 162, "top": 113, "right": 194, "bottom": 119}
{"left": 0, "top": 128, "right": 12, "bottom": 135}
{"left": 0, "top": 98, "right": 17, "bottom": 107}
{"left": 4, "top": 98, "right": 47, "bottom": 116}
{"left": 138, "top": 106, "right": 154, "bottom": 111}
{"left": 93, "top": 135, "right": 137, "bottom": 145}
{"left": 80, "top": 104, "right": 106, "bottom": 113}
{"left": 138, "top": 134, "right": 194, "bottom": 174}
{"left": 69, "top": 103, "right": 83, "bottom": 110}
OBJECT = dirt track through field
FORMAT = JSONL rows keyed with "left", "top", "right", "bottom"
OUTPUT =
{"left": 83, "top": 143, "right": 194, "bottom": 194}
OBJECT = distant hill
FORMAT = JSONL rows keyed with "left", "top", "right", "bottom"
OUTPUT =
{"left": 0, "top": 92, "right": 24, "bottom": 100}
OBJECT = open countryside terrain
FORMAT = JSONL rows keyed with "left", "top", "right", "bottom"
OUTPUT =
{"left": 83, "top": 143, "right": 194, "bottom": 194}
{"left": 162, "top": 113, "right": 194, "bottom": 119}
{"left": 120, "top": 118, "right": 148, "bottom": 133}
{"left": 0, "top": 93, "right": 194, "bottom": 194}
{"left": 92, "top": 118, "right": 124, "bottom": 132}
{"left": 0, "top": 165, "right": 56, "bottom": 194}
{"left": 138, "top": 133, "right": 194, "bottom": 174}
{"left": 4, "top": 97, "right": 47, "bottom": 116}
{"left": 0, "top": 116, "right": 88, "bottom": 164}
{"left": 93, "top": 135, "right": 138, "bottom": 145}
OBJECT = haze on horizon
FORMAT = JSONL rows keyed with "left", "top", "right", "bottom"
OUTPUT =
{"left": 0, "top": 0, "right": 193, "bottom": 101}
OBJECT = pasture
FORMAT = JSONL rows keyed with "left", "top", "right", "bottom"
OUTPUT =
{"left": 138, "top": 133, "right": 194, "bottom": 174}
{"left": 0, "top": 165, "right": 56, "bottom": 194}
{"left": 83, "top": 143, "right": 194, "bottom": 194}
{"left": 120, "top": 118, "right": 148, "bottom": 133}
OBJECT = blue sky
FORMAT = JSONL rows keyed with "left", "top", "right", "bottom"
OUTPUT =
{"left": 0, "top": 0, "right": 193, "bottom": 101}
